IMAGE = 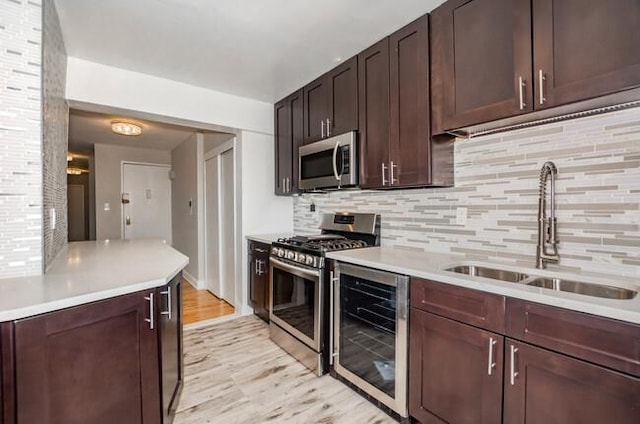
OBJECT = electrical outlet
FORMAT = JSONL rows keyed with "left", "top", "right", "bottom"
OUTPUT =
{"left": 310, "top": 203, "right": 316, "bottom": 212}
{"left": 50, "top": 208, "right": 56, "bottom": 230}
{"left": 456, "top": 207, "right": 467, "bottom": 225}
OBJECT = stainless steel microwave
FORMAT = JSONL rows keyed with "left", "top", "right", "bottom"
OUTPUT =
{"left": 298, "top": 131, "right": 358, "bottom": 190}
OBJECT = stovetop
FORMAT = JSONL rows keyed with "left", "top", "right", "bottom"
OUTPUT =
{"left": 275, "top": 234, "right": 369, "bottom": 253}
{"left": 270, "top": 213, "right": 380, "bottom": 269}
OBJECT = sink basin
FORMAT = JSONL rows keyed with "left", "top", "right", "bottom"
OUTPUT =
{"left": 445, "top": 265, "right": 529, "bottom": 283}
{"left": 527, "top": 277, "right": 637, "bottom": 300}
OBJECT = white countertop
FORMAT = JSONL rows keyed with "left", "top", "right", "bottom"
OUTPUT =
{"left": 326, "top": 247, "right": 640, "bottom": 325}
{"left": 0, "top": 239, "right": 189, "bottom": 321}
{"left": 246, "top": 233, "right": 294, "bottom": 245}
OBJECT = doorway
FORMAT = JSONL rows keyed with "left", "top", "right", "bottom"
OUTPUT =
{"left": 68, "top": 184, "right": 86, "bottom": 241}
{"left": 121, "top": 162, "right": 172, "bottom": 242}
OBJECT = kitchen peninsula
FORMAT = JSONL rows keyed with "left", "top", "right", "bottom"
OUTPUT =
{"left": 0, "top": 240, "right": 188, "bottom": 424}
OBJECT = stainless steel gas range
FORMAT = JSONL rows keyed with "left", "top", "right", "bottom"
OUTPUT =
{"left": 269, "top": 212, "right": 380, "bottom": 376}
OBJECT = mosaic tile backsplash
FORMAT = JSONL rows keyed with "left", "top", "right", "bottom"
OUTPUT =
{"left": 294, "top": 108, "right": 640, "bottom": 277}
{"left": 0, "top": 0, "right": 43, "bottom": 277}
{"left": 42, "top": 0, "right": 68, "bottom": 269}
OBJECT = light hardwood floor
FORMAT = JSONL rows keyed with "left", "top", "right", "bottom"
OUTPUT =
{"left": 174, "top": 315, "right": 398, "bottom": 424}
{"left": 182, "top": 282, "right": 234, "bottom": 325}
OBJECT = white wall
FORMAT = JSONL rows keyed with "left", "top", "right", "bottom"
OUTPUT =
{"left": 170, "top": 134, "right": 200, "bottom": 281}
{"left": 94, "top": 144, "right": 171, "bottom": 240}
{"left": 66, "top": 57, "right": 273, "bottom": 135}
{"left": 237, "top": 130, "right": 294, "bottom": 314}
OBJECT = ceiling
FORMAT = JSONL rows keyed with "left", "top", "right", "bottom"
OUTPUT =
{"left": 54, "top": 0, "right": 445, "bottom": 103}
{"left": 68, "top": 109, "right": 203, "bottom": 153}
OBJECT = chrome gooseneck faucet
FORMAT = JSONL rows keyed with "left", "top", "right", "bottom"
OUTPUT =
{"left": 536, "top": 161, "right": 559, "bottom": 269}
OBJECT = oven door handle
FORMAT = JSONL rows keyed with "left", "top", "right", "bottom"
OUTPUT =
{"left": 270, "top": 257, "right": 321, "bottom": 279}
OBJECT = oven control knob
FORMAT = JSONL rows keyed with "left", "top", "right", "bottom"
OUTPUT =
{"left": 286, "top": 251, "right": 295, "bottom": 260}
{"left": 277, "top": 248, "right": 284, "bottom": 257}
{"left": 297, "top": 253, "right": 306, "bottom": 263}
{"left": 271, "top": 247, "right": 278, "bottom": 255}
{"left": 306, "top": 256, "right": 315, "bottom": 266}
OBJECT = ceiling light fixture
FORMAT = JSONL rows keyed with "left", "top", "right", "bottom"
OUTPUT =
{"left": 111, "top": 121, "right": 142, "bottom": 136}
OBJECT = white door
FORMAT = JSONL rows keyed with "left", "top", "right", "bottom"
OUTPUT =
{"left": 122, "top": 163, "right": 172, "bottom": 243}
{"left": 205, "top": 156, "right": 221, "bottom": 297}
{"left": 220, "top": 149, "right": 235, "bottom": 305}
{"left": 68, "top": 184, "right": 86, "bottom": 241}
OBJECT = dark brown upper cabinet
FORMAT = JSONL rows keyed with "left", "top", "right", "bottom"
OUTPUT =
{"left": 303, "top": 57, "right": 358, "bottom": 144}
{"left": 431, "top": 0, "right": 533, "bottom": 133}
{"left": 274, "top": 89, "right": 303, "bottom": 196}
{"left": 431, "top": 0, "right": 640, "bottom": 134}
{"left": 359, "top": 15, "right": 452, "bottom": 189}
{"left": 358, "top": 38, "right": 390, "bottom": 189}
{"left": 533, "top": 0, "right": 640, "bottom": 108}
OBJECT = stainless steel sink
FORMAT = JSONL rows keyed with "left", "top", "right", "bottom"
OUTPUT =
{"left": 526, "top": 277, "right": 638, "bottom": 300}
{"left": 445, "top": 265, "right": 529, "bottom": 283}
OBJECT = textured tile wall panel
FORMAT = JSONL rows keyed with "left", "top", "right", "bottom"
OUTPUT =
{"left": 0, "top": 0, "right": 43, "bottom": 277}
{"left": 294, "top": 108, "right": 640, "bottom": 277}
{"left": 42, "top": 0, "right": 68, "bottom": 269}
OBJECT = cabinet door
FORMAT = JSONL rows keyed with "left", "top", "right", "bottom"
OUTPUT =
{"left": 249, "top": 242, "right": 270, "bottom": 322}
{"left": 303, "top": 77, "right": 329, "bottom": 144}
{"left": 327, "top": 56, "right": 358, "bottom": 137}
{"left": 431, "top": 0, "right": 532, "bottom": 132}
{"left": 503, "top": 339, "right": 640, "bottom": 424}
{"left": 274, "top": 99, "right": 291, "bottom": 195}
{"left": 14, "top": 291, "right": 160, "bottom": 424}
{"left": 358, "top": 38, "right": 390, "bottom": 189}
{"left": 274, "top": 90, "right": 303, "bottom": 195}
{"left": 389, "top": 15, "right": 431, "bottom": 187}
{"left": 159, "top": 274, "right": 184, "bottom": 424}
{"left": 533, "top": 0, "right": 640, "bottom": 109}
{"left": 409, "top": 309, "right": 503, "bottom": 424}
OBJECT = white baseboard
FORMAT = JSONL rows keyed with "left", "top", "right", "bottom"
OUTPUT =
{"left": 182, "top": 270, "right": 206, "bottom": 290}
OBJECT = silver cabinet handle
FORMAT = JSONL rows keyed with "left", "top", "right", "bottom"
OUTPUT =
{"left": 518, "top": 76, "right": 526, "bottom": 110}
{"left": 144, "top": 292, "right": 155, "bottom": 330}
{"left": 487, "top": 337, "right": 497, "bottom": 375}
{"left": 390, "top": 161, "right": 398, "bottom": 185}
{"left": 510, "top": 344, "right": 519, "bottom": 385}
{"left": 539, "top": 69, "right": 546, "bottom": 105}
{"left": 381, "top": 162, "right": 388, "bottom": 186}
{"left": 321, "top": 120, "right": 325, "bottom": 138}
{"left": 160, "top": 287, "right": 172, "bottom": 320}
{"left": 285, "top": 177, "right": 289, "bottom": 193}
{"left": 257, "top": 259, "right": 266, "bottom": 276}
{"left": 254, "top": 247, "right": 268, "bottom": 253}
{"left": 326, "top": 118, "right": 331, "bottom": 137}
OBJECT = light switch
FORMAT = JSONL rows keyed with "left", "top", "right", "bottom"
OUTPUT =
{"left": 145, "top": 189, "right": 152, "bottom": 199}
{"left": 104, "top": 203, "right": 110, "bottom": 211}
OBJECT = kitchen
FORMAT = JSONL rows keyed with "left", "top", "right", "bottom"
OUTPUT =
{"left": 1, "top": 0, "right": 639, "bottom": 423}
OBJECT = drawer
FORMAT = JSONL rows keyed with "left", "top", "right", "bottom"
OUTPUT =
{"left": 249, "top": 241, "right": 270, "bottom": 256}
{"left": 411, "top": 278, "right": 505, "bottom": 333}
{"left": 506, "top": 298, "right": 640, "bottom": 377}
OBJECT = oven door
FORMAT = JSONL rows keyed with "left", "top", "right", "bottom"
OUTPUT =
{"left": 333, "top": 262, "right": 409, "bottom": 417}
{"left": 270, "top": 257, "right": 323, "bottom": 352}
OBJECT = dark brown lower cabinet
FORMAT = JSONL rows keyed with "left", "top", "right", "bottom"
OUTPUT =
{"left": 409, "top": 309, "right": 503, "bottom": 424}
{"left": 159, "top": 274, "right": 184, "bottom": 424}
{"left": 503, "top": 339, "right": 640, "bottom": 424}
{"left": 13, "top": 290, "right": 161, "bottom": 424}
{"left": 409, "top": 279, "right": 640, "bottom": 424}
{"left": 248, "top": 241, "right": 270, "bottom": 322}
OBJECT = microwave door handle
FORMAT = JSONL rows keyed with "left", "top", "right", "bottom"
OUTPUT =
{"left": 332, "top": 140, "right": 341, "bottom": 181}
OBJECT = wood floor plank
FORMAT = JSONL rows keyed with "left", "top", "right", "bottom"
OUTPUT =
{"left": 182, "top": 281, "right": 234, "bottom": 324}
{"left": 174, "top": 315, "right": 398, "bottom": 423}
